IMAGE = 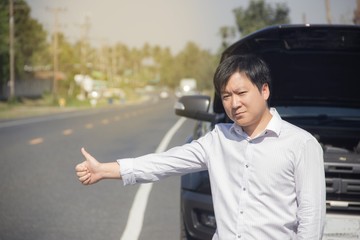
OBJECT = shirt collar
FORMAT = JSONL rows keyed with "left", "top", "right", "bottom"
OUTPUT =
{"left": 230, "top": 108, "right": 282, "bottom": 139}
{"left": 266, "top": 108, "right": 282, "bottom": 136}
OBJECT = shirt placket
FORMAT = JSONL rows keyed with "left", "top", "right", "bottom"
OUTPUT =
{"left": 236, "top": 137, "right": 252, "bottom": 239}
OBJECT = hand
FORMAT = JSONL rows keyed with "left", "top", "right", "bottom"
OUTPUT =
{"left": 75, "top": 148, "right": 102, "bottom": 185}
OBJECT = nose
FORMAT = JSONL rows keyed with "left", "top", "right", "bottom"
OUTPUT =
{"left": 231, "top": 95, "right": 242, "bottom": 109}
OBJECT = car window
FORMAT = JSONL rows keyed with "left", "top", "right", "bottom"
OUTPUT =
{"left": 276, "top": 106, "right": 360, "bottom": 118}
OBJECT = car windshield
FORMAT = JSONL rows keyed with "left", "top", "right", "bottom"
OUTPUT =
{"left": 276, "top": 106, "right": 360, "bottom": 118}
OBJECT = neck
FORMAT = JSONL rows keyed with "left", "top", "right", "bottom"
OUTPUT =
{"left": 243, "top": 109, "right": 272, "bottom": 139}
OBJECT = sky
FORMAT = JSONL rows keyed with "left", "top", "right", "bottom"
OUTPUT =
{"left": 26, "top": 0, "right": 357, "bottom": 54}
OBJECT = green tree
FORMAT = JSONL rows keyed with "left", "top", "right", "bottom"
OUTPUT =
{"left": 113, "top": 42, "right": 131, "bottom": 84}
{"left": 55, "top": 33, "right": 79, "bottom": 97}
{"left": 173, "top": 42, "right": 217, "bottom": 90}
{"left": 0, "top": 1, "right": 9, "bottom": 89}
{"left": 155, "top": 47, "right": 174, "bottom": 87}
{"left": 0, "top": 0, "right": 48, "bottom": 90}
{"left": 218, "top": 26, "right": 237, "bottom": 53}
{"left": 233, "top": 0, "right": 290, "bottom": 37}
{"left": 15, "top": 1, "right": 48, "bottom": 73}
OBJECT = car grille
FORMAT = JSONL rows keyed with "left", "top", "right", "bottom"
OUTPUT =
{"left": 325, "top": 152, "right": 360, "bottom": 212}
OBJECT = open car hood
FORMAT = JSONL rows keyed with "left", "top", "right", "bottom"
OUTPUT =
{"left": 216, "top": 24, "right": 360, "bottom": 111}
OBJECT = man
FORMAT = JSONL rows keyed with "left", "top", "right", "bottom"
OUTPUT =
{"left": 76, "top": 54, "right": 326, "bottom": 239}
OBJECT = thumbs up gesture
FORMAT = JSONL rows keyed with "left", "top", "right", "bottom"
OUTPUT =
{"left": 75, "top": 148, "right": 121, "bottom": 185}
{"left": 75, "top": 148, "right": 102, "bottom": 185}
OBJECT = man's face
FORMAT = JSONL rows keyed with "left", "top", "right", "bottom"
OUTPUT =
{"left": 221, "top": 71, "right": 270, "bottom": 134}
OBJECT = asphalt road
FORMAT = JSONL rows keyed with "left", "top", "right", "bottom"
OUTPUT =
{"left": 0, "top": 95, "right": 196, "bottom": 240}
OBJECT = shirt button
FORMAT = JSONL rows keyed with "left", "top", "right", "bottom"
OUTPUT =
{"left": 245, "top": 164, "right": 249, "bottom": 168}
{"left": 237, "top": 234, "right": 241, "bottom": 238}
{"left": 240, "top": 211, "right": 244, "bottom": 214}
{"left": 243, "top": 187, "right": 246, "bottom": 191}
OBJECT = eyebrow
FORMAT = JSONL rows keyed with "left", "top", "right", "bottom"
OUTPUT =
{"left": 220, "top": 89, "right": 230, "bottom": 95}
{"left": 221, "top": 86, "right": 246, "bottom": 94}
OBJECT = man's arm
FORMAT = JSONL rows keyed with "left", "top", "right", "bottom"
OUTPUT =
{"left": 296, "top": 138, "right": 326, "bottom": 239}
{"left": 75, "top": 148, "right": 121, "bottom": 185}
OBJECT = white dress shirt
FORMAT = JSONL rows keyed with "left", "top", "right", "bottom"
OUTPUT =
{"left": 118, "top": 108, "right": 326, "bottom": 240}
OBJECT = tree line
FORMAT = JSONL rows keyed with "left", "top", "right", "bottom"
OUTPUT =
{"left": 0, "top": 0, "right": 289, "bottom": 102}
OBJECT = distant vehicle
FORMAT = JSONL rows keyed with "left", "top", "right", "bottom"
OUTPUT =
{"left": 159, "top": 88, "right": 170, "bottom": 99}
{"left": 175, "top": 24, "right": 360, "bottom": 240}
{"left": 175, "top": 78, "right": 198, "bottom": 98}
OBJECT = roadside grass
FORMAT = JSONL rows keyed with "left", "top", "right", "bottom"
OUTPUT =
{"left": 0, "top": 98, "right": 83, "bottom": 120}
{"left": 0, "top": 96, "right": 112, "bottom": 120}
{"left": 0, "top": 89, "right": 144, "bottom": 121}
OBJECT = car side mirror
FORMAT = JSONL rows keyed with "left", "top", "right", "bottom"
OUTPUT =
{"left": 174, "top": 95, "right": 216, "bottom": 122}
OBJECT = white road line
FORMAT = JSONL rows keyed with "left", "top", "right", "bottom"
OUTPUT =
{"left": 120, "top": 117, "right": 187, "bottom": 240}
{"left": 155, "top": 117, "right": 187, "bottom": 153}
{"left": 28, "top": 137, "right": 44, "bottom": 145}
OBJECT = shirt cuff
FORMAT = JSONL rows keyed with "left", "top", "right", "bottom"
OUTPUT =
{"left": 117, "top": 158, "right": 136, "bottom": 186}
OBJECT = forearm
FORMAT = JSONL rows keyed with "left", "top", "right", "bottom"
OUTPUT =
{"left": 99, "top": 162, "right": 121, "bottom": 180}
{"left": 118, "top": 145, "right": 207, "bottom": 186}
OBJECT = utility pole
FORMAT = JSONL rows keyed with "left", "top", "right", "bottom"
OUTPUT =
{"left": 47, "top": 7, "right": 65, "bottom": 101}
{"left": 80, "top": 15, "right": 91, "bottom": 75}
{"left": 354, "top": 0, "right": 360, "bottom": 24}
{"left": 325, "top": 0, "right": 332, "bottom": 24}
{"left": 302, "top": 13, "right": 307, "bottom": 24}
{"left": 8, "top": 0, "right": 15, "bottom": 101}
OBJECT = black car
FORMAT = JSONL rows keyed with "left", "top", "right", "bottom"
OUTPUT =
{"left": 175, "top": 24, "right": 360, "bottom": 240}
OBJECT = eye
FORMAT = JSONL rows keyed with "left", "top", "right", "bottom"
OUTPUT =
{"left": 237, "top": 91, "right": 247, "bottom": 96}
{"left": 221, "top": 94, "right": 230, "bottom": 101}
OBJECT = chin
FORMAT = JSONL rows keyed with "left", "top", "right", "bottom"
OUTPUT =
{"left": 234, "top": 119, "right": 247, "bottom": 127}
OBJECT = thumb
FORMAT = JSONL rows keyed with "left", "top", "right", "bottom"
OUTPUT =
{"left": 81, "top": 147, "right": 98, "bottom": 164}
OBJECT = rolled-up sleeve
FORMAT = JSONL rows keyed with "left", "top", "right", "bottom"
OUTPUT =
{"left": 117, "top": 158, "right": 136, "bottom": 185}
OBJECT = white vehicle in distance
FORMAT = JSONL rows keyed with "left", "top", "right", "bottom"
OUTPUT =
{"left": 175, "top": 78, "right": 198, "bottom": 98}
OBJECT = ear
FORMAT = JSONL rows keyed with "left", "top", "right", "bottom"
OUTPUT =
{"left": 261, "top": 83, "right": 270, "bottom": 101}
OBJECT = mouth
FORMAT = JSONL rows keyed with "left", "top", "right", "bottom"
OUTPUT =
{"left": 233, "top": 111, "right": 245, "bottom": 118}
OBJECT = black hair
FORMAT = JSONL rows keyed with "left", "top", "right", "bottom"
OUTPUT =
{"left": 213, "top": 54, "right": 272, "bottom": 96}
